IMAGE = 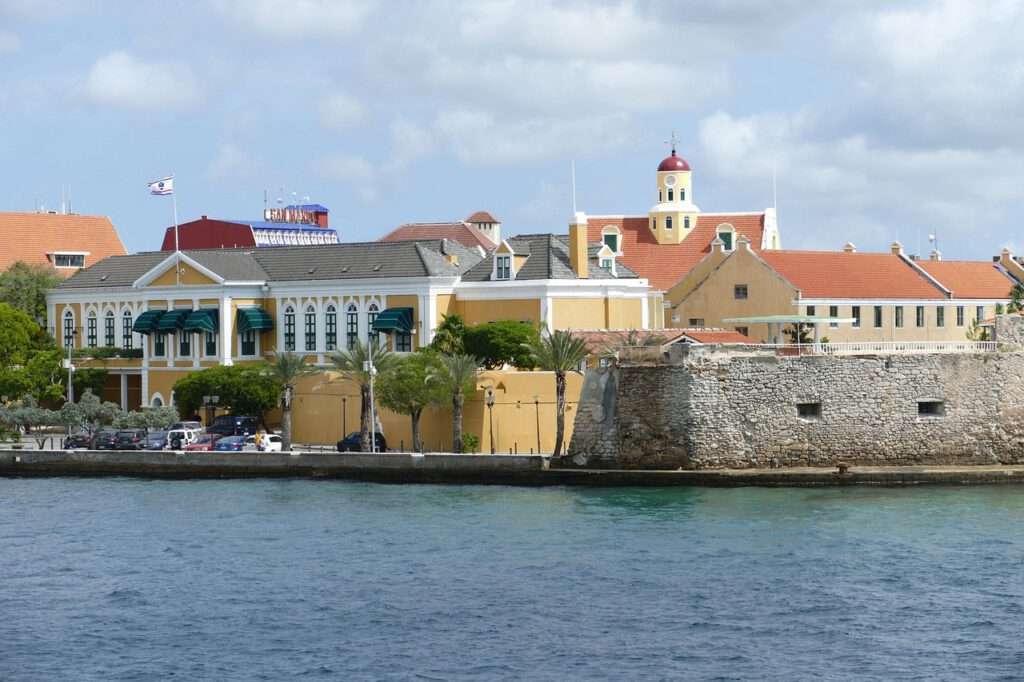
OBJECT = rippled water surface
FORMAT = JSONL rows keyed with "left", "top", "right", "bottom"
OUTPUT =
{"left": 1, "top": 479, "right": 1022, "bottom": 681}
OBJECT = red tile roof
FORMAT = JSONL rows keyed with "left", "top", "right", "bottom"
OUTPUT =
{"left": 680, "top": 329, "right": 753, "bottom": 344}
{"left": 572, "top": 329, "right": 690, "bottom": 353}
{"left": 465, "top": 211, "right": 498, "bottom": 223}
{"left": 760, "top": 250, "right": 945, "bottom": 300}
{"left": 587, "top": 213, "right": 766, "bottom": 291}
{"left": 380, "top": 222, "right": 495, "bottom": 250}
{"left": 915, "top": 260, "right": 1016, "bottom": 299}
{"left": 0, "top": 211, "right": 126, "bottom": 276}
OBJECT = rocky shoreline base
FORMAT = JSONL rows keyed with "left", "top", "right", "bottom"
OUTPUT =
{"left": 3, "top": 450, "right": 1024, "bottom": 487}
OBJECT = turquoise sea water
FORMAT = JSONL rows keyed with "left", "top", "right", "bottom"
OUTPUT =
{"left": 0, "top": 479, "right": 1022, "bottom": 681}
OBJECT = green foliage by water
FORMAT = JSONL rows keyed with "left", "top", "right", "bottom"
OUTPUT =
{"left": 172, "top": 364, "right": 280, "bottom": 422}
{"left": 0, "top": 303, "right": 65, "bottom": 403}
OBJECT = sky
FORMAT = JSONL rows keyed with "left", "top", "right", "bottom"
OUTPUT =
{"left": 1, "top": 0, "right": 1022, "bottom": 259}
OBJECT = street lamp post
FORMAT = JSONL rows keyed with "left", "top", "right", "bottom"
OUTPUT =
{"left": 486, "top": 388, "right": 495, "bottom": 454}
{"left": 534, "top": 395, "right": 541, "bottom": 455}
{"left": 365, "top": 338, "right": 377, "bottom": 453}
{"left": 341, "top": 395, "right": 347, "bottom": 439}
{"left": 202, "top": 394, "right": 220, "bottom": 426}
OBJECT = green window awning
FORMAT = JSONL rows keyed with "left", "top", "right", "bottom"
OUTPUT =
{"left": 132, "top": 310, "right": 165, "bottom": 334}
{"left": 183, "top": 309, "right": 219, "bottom": 334}
{"left": 371, "top": 307, "right": 414, "bottom": 333}
{"left": 157, "top": 309, "right": 191, "bottom": 332}
{"left": 237, "top": 307, "right": 274, "bottom": 334}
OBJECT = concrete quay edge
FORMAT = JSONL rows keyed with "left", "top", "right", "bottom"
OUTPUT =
{"left": 3, "top": 450, "right": 1024, "bottom": 486}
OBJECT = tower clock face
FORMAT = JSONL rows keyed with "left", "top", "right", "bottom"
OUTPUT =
{"left": 664, "top": 175, "right": 677, "bottom": 187}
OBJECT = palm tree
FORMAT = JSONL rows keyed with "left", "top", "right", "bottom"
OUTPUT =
{"left": 429, "top": 353, "right": 479, "bottom": 453}
{"left": 265, "top": 352, "right": 320, "bottom": 451}
{"left": 327, "top": 340, "right": 396, "bottom": 452}
{"left": 526, "top": 329, "right": 589, "bottom": 457}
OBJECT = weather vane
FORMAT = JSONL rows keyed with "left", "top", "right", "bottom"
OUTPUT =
{"left": 665, "top": 131, "right": 680, "bottom": 155}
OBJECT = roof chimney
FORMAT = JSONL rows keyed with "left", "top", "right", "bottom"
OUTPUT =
{"left": 843, "top": 242, "right": 856, "bottom": 253}
{"left": 569, "top": 212, "right": 589, "bottom": 279}
{"left": 929, "top": 249, "right": 942, "bottom": 261}
{"left": 890, "top": 241, "right": 904, "bottom": 256}
{"left": 737, "top": 234, "right": 752, "bottom": 251}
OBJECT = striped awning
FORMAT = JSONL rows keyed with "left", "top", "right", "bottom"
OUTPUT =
{"left": 183, "top": 309, "right": 219, "bottom": 334}
{"left": 236, "top": 307, "right": 274, "bottom": 333}
{"left": 371, "top": 307, "right": 414, "bottom": 333}
{"left": 157, "top": 309, "right": 191, "bottom": 332}
{"left": 132, "top": 310, "right": 165, "bottom": 334}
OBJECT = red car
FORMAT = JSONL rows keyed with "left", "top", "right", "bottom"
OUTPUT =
{"left": 184, "top": 434, "right": 222, "bottom": 452}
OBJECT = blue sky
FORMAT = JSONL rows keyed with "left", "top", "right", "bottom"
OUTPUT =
{"left": 1, "top": 0, "right": 1022, "bottom": 259}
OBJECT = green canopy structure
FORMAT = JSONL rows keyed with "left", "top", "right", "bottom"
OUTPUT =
{"left": 236, "top": 307, "right": 274, "bottom": 334}
{"left": 182, "top": 309, "right": 219, "bottom": 334}
{"left": 371, "top": 307, "right": 414, "bottom": 334}
{"left": 132, "top": 310, "right": 165, "bottom": 334}
{"left": 157, "top": 309, "right": 191, "bottom": 332}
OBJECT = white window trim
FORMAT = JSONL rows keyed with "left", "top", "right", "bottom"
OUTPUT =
{"left": 237, "top": 328, "right": 260, "bottom": 359}
{"left": 494, "top": 254, "right": 513, "bottom": 281}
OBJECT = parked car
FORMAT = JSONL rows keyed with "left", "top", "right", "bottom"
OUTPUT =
{"left": 259, "top": 434, "right": 283, "bottom": 452}
{"left": 145, "top": 430, "right": 168, "bottom": 450}
{"left": 207, "top": 415, "right": 259, "bottom": 437}
{"left": 91, "top": 430, "right": 120, "bottom": 450}
{"left": 336, "top": 432, "right": 387, "bottom": 452}
{"left": 214, "top": 435, "right": 247, "bottom": 452}
{"left": 166, "top": 428, "right": 201, "bottom": 450}
{"left": 169, "top": 421, "right": 203, "bottom": 432}
{"left": 185, "top": 433, "right": 222, "bottom": 452}
{"left": 115, "top": 429, "right": 148, "bottom": 450}
{"left": 62, "top": 433, "right": 92, "bottom": 449}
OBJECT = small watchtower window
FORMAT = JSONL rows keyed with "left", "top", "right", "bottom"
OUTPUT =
{"left": 684, "top": 216, "right": 691, "bottom": 229}
{"left": 496, "top": 255, "right": 511, "bottom": 280}
{"left": 918, "top": 400, "right": 945, "bottom": 417}
{"left": 797, "top": 402, "right": 822, "bottom": 419}
{"left": 680, "top": 188, "right": 686, "bottom": 201}
{"left": 665, "top": 216, "right": 673, "bottom": 230}
{"left": 667, "top": 188, "right": 674, "bottom": 201}
{"left": 718, "top": 230, "right": 733, "bottom": 251}
{"left": 734, "top": 284, "right": 748, "bottom": 300}
{"left": 602, "top": 227, "right": 621, "bottom": 253}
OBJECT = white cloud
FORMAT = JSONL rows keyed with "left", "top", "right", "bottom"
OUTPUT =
{"left": 206, "top": 143, "right": 256, "bottom": 180}
{"left": 215, "top": 0, "right": 372, "bottom": 39}
{"left": 83, "top": 51, "right": 201, "bottom": 111}
{"left": 386, "top": 117, "right": 436, "bottom": 169}
{"left": 315, "top": 153, "right": 377, "bottom": 201}
{"left": 0, "top": 0, "right": 82, "bottom": 18}
{"left": 318, "top": 91, "right": 364, "bottom": 130}
{"left": 0, "top": 30, "right": 19, "bottom": 53}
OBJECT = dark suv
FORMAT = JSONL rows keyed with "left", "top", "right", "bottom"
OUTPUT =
{"left": 115, "top": 429, "right": 148, "bottom": 450}
{"left": 207, "top": 415, "right": 259, "bottom": 437}
{"left": 336, "top": 432, "right": 387, "bottom": 453}
{"left": 91, "top": 430, "right": 119, "bottom": 450}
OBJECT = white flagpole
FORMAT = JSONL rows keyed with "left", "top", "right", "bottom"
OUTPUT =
{"left": 172, "top": 175, "right": 180, "bottom": 286}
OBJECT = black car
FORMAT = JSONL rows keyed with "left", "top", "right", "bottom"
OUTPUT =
{"left": 207, "top": 415, "right": 259, "bottom": 438}
{"left": 336, "top": 432, "right": 387, "bottom": 452}
{"left": 91, "top": 430, "right": 120, "bottom": 450}
{"left": 62, "top": 433, "right": 92, "bottom": 449}
{"left": 115, "top": 429, "right": 148, "bottom": 450}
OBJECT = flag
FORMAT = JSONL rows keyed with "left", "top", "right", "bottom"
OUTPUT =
{"left": 148, "top": 177, "right": 174, "bottom": 195}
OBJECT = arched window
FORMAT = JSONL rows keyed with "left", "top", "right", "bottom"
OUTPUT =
{"left": 658, "top": 189, "right": 662, "bottom": 202}
{"left": 667, "top": 188, "right": 674, "bottom": 201}
{"left": 63, "top": 310, "right": 75, "bottom": 348}
{"left": 666, "top": 216, "right": 673, "bottom": 230}
{"left": 104, "top": 310, "right": 115, "bottom": 347}
{"left": 684, "top": 216, "right": 691, "bottom": 229}
{"left": 680, "top": 188, "right": 686, "bottom": 201}
{"left": 151, "top": 396, "right": 163, "bottom": 407}
{"left": 716, "top": 224, "right": 736, "bottom": 251}
{"left": 87, "top": 312, "right": 98, "bottom": 348}
{"left": 122, "top": 311, "right": 133, "bottom": 349}
{"left": 304, "top": 304, "right": 317, "bottom": 352}
{"left": 367, "top": 303, "right": 379, "bottom": 345}
{"left": 601, "top": 226, "right": 621, "bottom": 253}
{"left": 650, "top": 218, "right": 655, "bottom": 231}
{"left": 284, "top": 305, "right": 296, "bottom": 351}
{"left": 325, "top": 304, "right": 337, "bottom": 351}
{"left": 346, "top": 303, "right": 359, "bottom": 350}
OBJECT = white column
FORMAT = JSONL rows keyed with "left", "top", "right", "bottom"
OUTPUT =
{"left": 315, "top": 297, "right": 326, "bottom": 363}
{"left": 542, "top": 296, "right": 554, "bottom": 331}
{"left": 276, "top": 297, "right": 285, "bottom": 352}
{"left": 420, "top": 293, "right": 434, "bottom": 348}
{"left": 141, "top": 304, "right": 149, "bottom": 406}
{"left": 120, "top": 373, "right": 128, "bottom": 410}
{"left": 192, "top": 297, "right": 200, "bottom": 368}
{"left": 221, "top": 295, "right": 233, "bottom": 366}
{"left": 640, "top": 294, "right": 650, "bottom": 330}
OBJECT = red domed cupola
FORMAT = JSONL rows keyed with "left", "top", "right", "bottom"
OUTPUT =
{"left": 658, "top": 149, "right": 691, "bottom": 172}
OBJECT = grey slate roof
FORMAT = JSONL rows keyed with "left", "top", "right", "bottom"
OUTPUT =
{"left": 56, "top": 238, "right": 485, "bottom": 289}
{"left": 461, "top": 234, "right": 639, "bottom": 282}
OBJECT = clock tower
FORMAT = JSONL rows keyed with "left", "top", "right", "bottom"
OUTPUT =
{"left": 648, "top": 136, "right": 700, "bottom": 245}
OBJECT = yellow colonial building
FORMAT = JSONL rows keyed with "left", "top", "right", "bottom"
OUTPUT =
{"left": 47, "top": 233, "right": 651, "bottom": 414}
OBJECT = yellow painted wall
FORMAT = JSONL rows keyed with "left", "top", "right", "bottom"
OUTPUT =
{"left": 552, "top": 298, "right": 606, "bottom": 329}
{"left": 647, "top": 293, "right": 664, "bottom": 329}
{"left": 290, "top": 369, "right": 585, "bottom": 453}
{"left": 150, "top": 263, "right": 218, "bottom": 287}
{"left": 797, "top": 302, "right": 997, "bottom": 342}
{"left": 436, "top": 294, "right": 456, "bottom": 325}
{"left": 605, "top": 298, "right": 644, "bottom": 329}
{"left": 456, "top": 298, "right": 541, "bottom": 325}
{"left": 666, "top": 248, "right": 730, "bottom": 305}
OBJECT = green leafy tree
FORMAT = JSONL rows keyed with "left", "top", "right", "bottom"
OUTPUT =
{"left": 1008, "top": 283, "right": 1024, "bottom": 314}
{"left": 59, "top": 390, "right": 121, "bottom": 437}
{"left": 328, "top": 341, "right": 397, "bottom": 452}
{"left": 428, "top": 353, "right": 479, "bottom": 453}
{"left": 0, "top": 262, "right": 60, "bottom": 325}
{"left": 525, "top": 329, "right": 589, "bottom": 457}
{"left": 265, "top": 352, "right": 320, "bottom": 451}
{"left": 112, "top": 405, "right": 180, "bottom": 430}
{"left": 430, "top": 313, "right": 467, "bottom": 354}
{"left": 70, "top": 367, "right": 108, "bottom": 402}
{"left": 783, "top": 323, "right": 814, "bottom": 344}
{"left": 377, "top": 351, "right": 446, "bottom": 452}
{"left": 0, "top": 303, "right": 37, "bottom": 367}
{"left": 463, "top": 320, "right": 539, "bottom": 369}
{"left": 172, "top": 365, "right": 280, "bottom": 424}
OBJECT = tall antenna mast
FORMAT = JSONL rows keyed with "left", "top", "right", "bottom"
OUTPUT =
{"left": 571, "top": 160, "right": 577, "bottom": 214}
{"left": 772, "top": 158, "right": 778, "bottom": 212}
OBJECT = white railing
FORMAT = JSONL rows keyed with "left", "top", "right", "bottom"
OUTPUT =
{"left": 743, "top": 341, "right": 998, "bottom": 355}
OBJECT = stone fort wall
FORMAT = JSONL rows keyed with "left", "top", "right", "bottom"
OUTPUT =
{"left": 568, "top": 346, "right": 1024, "bottom": 470}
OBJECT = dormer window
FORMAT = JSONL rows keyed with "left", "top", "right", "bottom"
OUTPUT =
{"left": 599, "top": 257, "right": 613, "bottom": 270}
{"left": 601, "top": 226, "right": 621, "bottom": 254}
{"left": 496, "top": 255, "right": 511, "bottom": 280}
{"left": 51, "top": 252, "right": 86, "bottom": 268}
{"left": 716, "top": 223, "right": 735, "bottom": 251}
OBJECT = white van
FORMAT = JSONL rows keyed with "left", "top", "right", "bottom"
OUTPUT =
{"left": 259, "top": 434, "right": 283, "bottom": 452}
{"left": 166, "top": 429, "right": 201, "bottom": 450}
